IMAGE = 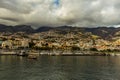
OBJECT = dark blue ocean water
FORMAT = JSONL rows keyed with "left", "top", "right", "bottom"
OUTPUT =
{"left": 0, "top": 55, "right": 120, "bottom": 80}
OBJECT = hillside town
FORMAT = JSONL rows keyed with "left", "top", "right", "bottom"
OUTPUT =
{"left": 0, "top": 30, "right": 120, "bottom": 53}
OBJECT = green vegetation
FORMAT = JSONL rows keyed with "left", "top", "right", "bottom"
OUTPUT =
{"left": 29, "top": 41, "right": 35, "bottom": 48}
{"left": 71, "top": 46, "right": 80, "bottom": 50}
{"left": 90, "top": 48, "right": 98, "bottom": 51}
{"left": 34, "top": 46, "right": 52, "bottom": 50}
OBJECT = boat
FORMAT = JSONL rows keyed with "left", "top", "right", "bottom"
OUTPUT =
{"left": 28, "top": 55, "right": 37, "bottom": 59}
{"left": 16, "top": 50, "right": 28, "bottom": 57}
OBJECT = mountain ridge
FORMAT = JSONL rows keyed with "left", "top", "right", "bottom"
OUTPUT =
{"left": 0, "top": 24, "right": 120, "bottom": 40}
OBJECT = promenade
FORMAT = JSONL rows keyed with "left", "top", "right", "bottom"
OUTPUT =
{"left": 0, "top": 49, "right": 120, "bottom": 56}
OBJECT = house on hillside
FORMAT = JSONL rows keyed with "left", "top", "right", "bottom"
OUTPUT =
{"left": 1, "top": 40, "right": 13, "bottom": 49}
{"left": 21, "top": 39, "right": 29, "bottom": 48}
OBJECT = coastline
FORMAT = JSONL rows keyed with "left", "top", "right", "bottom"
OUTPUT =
{"left": 0, "top": 49, "right": 120, "bottom": 56}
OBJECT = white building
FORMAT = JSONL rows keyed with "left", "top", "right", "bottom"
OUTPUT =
{"left": 2, "top": 40, "right": 13, "bottom": 49}
{"left": 21, "top": 39, "right": 29, "bottom": 47}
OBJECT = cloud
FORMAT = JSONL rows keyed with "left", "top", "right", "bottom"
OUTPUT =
{"left": 0, "top": 0, "right": 120, "bottom": 27}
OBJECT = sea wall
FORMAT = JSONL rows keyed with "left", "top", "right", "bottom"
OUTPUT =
{"left": 0, "top": 50, "right": 120, "bottom": 56}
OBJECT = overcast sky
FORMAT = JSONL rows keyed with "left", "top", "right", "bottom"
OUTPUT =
{"left": 0, "top": 0, "right": 120, "bottom": 28}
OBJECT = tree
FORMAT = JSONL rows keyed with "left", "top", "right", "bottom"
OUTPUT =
{"left": 71, "top": 46, "right": 80, "bottom": 50}
{"left": 90, "top": 48, "right": 98, "bottom": 51}
{"left": 29, "top": 41, "right": 35, "bottom": 49}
